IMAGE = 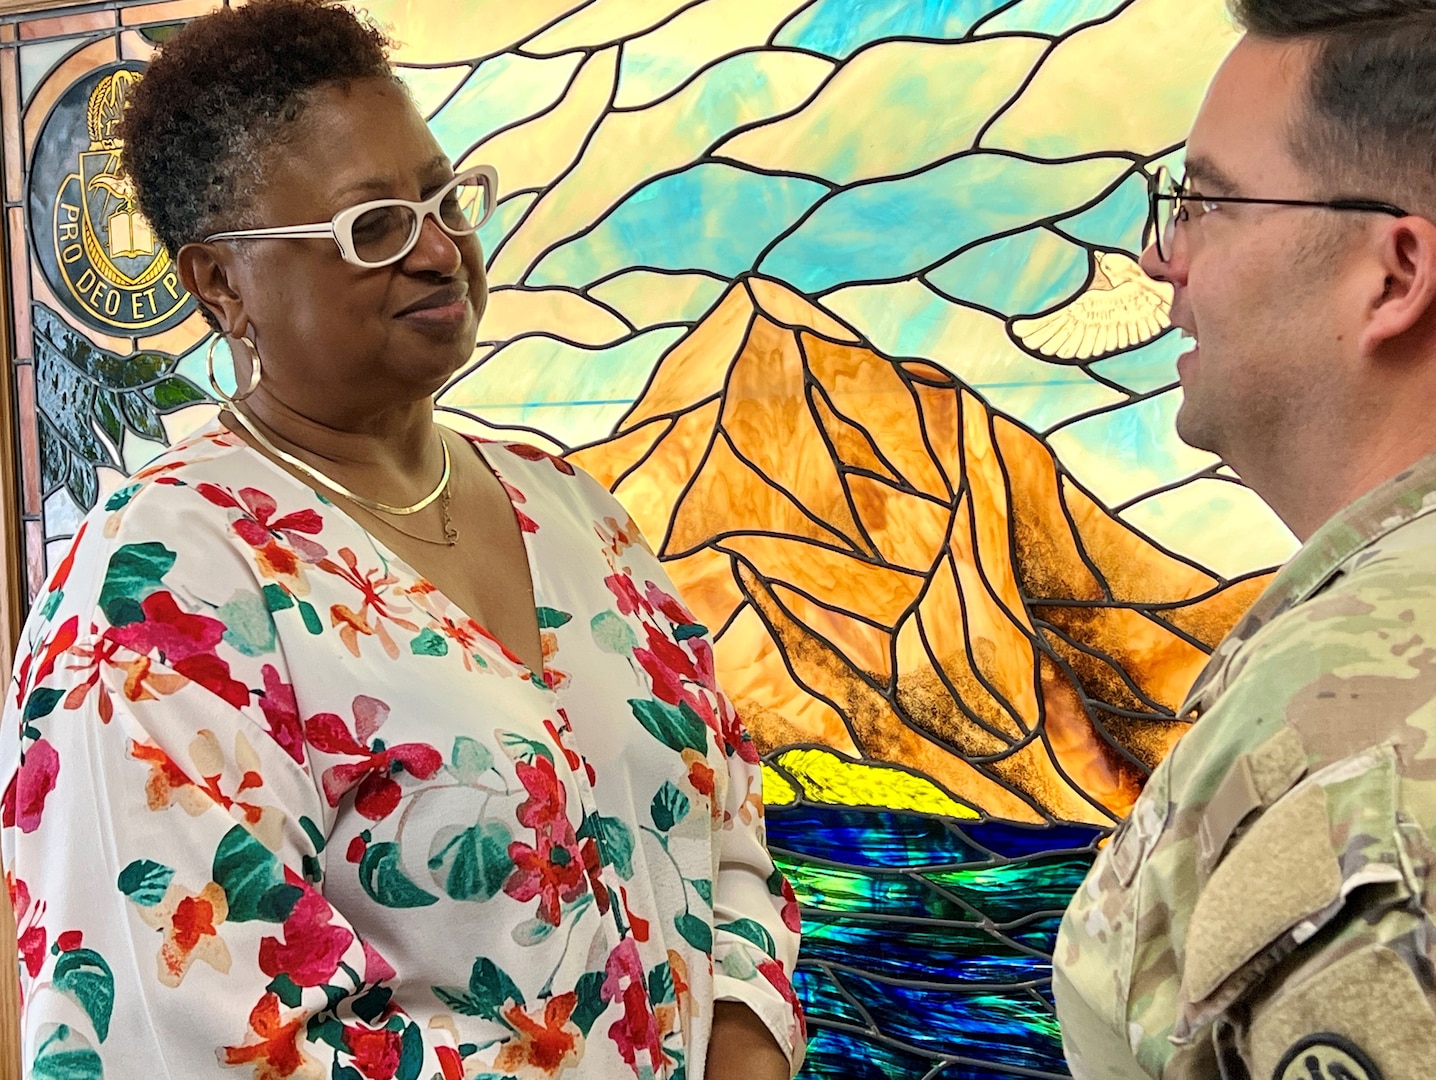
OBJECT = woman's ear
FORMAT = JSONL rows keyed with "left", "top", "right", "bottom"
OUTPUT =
{"left": 176, "top": 242, "right": 246, "bottom": 336}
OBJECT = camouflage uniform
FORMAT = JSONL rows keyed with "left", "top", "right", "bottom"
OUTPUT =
{"left": 1054, "top": 452, "right": 1436, "bottom": 1080}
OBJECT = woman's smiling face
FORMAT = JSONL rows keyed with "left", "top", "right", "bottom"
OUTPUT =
{"left": 204, "top": 76, "right": 487, "bottom": 419}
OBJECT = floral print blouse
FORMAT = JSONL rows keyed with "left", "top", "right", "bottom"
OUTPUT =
{"left": 1, "top": 421, "right": 805, "bottom": 1080}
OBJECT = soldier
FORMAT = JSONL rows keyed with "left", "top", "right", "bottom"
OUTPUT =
{"left": 1054, "top": 2, "right": 1436, "bottom": 1079}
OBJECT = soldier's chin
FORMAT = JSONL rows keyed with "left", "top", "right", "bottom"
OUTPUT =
{"left": 1173, "top": 399, "right": 1220, "bottom": 456}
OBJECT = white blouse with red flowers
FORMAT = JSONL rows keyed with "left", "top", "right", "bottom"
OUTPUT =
{"left": 1, "top": 421, "right": 804, "bottom": 1080}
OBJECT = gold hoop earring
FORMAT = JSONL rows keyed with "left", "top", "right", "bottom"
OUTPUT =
{"left": 206, "top": 334, "right": 262, "bottom": 404}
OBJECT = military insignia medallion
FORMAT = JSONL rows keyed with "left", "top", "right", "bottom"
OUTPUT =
{"left": 1274, "top": 1034, "right": 1382, "bottom": 1080}
{"left": 26, "top": 61, "right": 195, "bottom": 334}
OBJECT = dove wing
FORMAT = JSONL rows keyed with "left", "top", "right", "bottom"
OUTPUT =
{"left": 1013, "top": 279, "right": 1171, "bottom": 361}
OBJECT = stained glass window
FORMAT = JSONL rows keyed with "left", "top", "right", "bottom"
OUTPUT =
{"left": 0, "top": 1, "right": 1289, "bottom": 1075}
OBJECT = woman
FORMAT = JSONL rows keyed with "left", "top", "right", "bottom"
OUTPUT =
{"left": 0, "top": 3, "right": 804, "bottom": 1078}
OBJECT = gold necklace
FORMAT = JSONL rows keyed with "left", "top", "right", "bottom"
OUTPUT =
{"left": 367, "top": 485, "right": 459, "bottom": 547}
{"left": 222, "top": 405, "right": 450, "bottom": 515}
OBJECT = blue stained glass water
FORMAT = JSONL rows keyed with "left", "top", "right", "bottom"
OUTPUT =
{"left": 803, "top": 1028, "right": 937, "bottom": 1080}
{"left": 960, "top": 820, "right": 1102, "bottom": 859}
{"left": 835, "top": 971, "right": 1065, "bottom": 1067}
{"left": 766, "top": 805, "right": 993, "bottom": 867}
{"left": 528, "top": 164, "right": 827, "bottom": 287}
{"left": 924, "top": 855, "right": 1094, "bottom": 922}
{"left": 801, "top": 914, "right": 1052, "bottom": 984}
{"left": 793, "top": 966, "right": 869, "bottom": 1026}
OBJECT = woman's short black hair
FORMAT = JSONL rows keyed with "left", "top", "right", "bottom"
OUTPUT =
{"left": 119, "top": 0, "right": 394, "bottom": 263}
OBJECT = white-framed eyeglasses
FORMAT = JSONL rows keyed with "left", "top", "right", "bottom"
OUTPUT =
{"left": 204, "top": 164, "right": 498, "bottom": 268}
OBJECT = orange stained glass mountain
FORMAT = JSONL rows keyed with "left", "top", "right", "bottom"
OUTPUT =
{"left": 568, "top": 276, "right": 1268, "bottom": 826}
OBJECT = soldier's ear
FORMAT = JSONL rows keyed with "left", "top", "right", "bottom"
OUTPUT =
{"left": 1359, "top": 215, "right": 1436, "bottom": 357}
{"left": 176, "top": 241, "right": 245, "bottom": 336}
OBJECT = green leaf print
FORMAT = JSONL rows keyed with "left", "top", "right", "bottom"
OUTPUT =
{"left": 535, "top": 607, "right": 572, "bottom": 629}
{"left": 510, "top": 917, "right": 557, "bottom": 947}
{"left": 397, "top": 1021, "right": 424, "bottom": 1080}
{"left": 261, "top": 584, "right": 294, "bottom": 612}
{"left": 648, "top": 962, "right": 675, "bottom": 1005}
{"left": 298, "top": 600, "right": 323, "bottom": 635}
{"left": 213, "top": 825, "right": 302, "bottom": 922}
{"left": 98, "top": 542, "right": 176, "bottom": 626}
{"left": 580, "top": 812, "right": 635, "bottom": 877}
{"left": 570, "top": 970, "right": 607, "bottom": 1036}
{"left": 53, "top": 950, "right": 114, "bottom": 1042}
{"left": 447, "top": 736, "right": 493, "bottom": 784}
{"left": 497, "top": 730, "right": 554, "bottom": 764}
{"left": 105, "top": 483, "right": 141, "bottom": 511}
{"left": 116, "top": 860, "right": 174, "bottom": 907}
{"left": 650, "top": 782, "right": 691, "bottom": 833}
{"left": 674, "top": 913, "right": 713, "bottom": 952}
{"left": 360, "top": 842, "right": 439, "bottom": 908}
{"left": 23, "top": 688, "right": 65, "bottom": 723}
{"left": 31, "top": 1025, "right": 103, "bottom": 1080}
{"left": 432, "top": 957, "right": 524, "bottom": 1020}
{"left": 589, "top": 611, "right": 638, "bottom": 654}
{"left": 716, "top": 918, "right": 776, "bottom": 958}
{"left": 410, "top": 628, "right": 449, "bottom": 657}
{"left": 690, "top": 878, "right": 712, "bottom": 905}
{"left": 218, "top": 592, "right": 277, "bottom": 657}
{"left": 628, "top": 698, "right": 708, "bottom": 755}
{"left": 40, "top": 589, "right": 64, "bottom": 620}
{"left": 427, "top": 820, "right": 513, "bottom": 902}
{"left": 267, "top": 973, "right": 304, "bottom": 1008}
{"left": 672, "top": 623, "right": 708, "bottom": 641}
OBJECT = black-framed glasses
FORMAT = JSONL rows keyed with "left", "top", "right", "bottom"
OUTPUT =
{"left": 1144, "top": 164, "right": 1407, "bottom": 261}
{"left": 204, "top": 164, "right": 498, "bottom": 268}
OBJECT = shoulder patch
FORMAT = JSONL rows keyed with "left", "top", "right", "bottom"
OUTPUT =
{"left": 1274, "top": 1034, "right": 1382, "bottom": 1080}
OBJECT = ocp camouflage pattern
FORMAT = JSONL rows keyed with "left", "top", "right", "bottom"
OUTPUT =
{"left": 1054, "top": 451, "right": 1436, "bottom": 1080}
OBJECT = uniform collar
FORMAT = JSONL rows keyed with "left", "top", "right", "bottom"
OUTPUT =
{"left": 1182, "top": 449, "right": 1436, "bottom": 713}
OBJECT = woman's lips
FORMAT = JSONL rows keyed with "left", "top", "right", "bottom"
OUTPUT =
{"left": 399, "top": 298, "right": 469, "bottom": 324}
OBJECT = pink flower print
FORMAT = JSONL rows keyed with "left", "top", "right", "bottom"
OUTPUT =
{"left": 258, "top": 665, "right": 306, "bottom": 766}
{"left": 319, "top": 548, "right": 419, "bottom": 660}
{"left": 197, "top": 483, "right": 326, "bottom": 595}
{"left": 9, "top": 876, "right": 47, "bottom": 980}
{"left": 305, "top": 697, "right": 441, "bottom": 820}
{"left": 10, "top": 737, "right": 59, "bottom": 834}
{"left": 362, "top": 940, "right": 396, "bottom": 984}
{"left": 503, "top": 442, "right": 575, "bottom": 475}
{"left": 505, "top": 756, "right": 587, "bottom": 924}
{"left": 341, "top": 1025, "right": 404, "bottom": 1080}
{"left": 757, "top": 957, "right": 807, "bottom": 1043}
{"left": 609, "top": 979, "right": 665, "bottom": 1076}
{"left": 603, "top": 573, "right": 649, "bottom": 618}
{"left": 599, "top": 937, "right": 646, "bottom": 1004}
{"left": 136, "top": 880, "right": 232, "bottom": 987}
{"left": 497, "top": 477, "right": 539, "bottom": 533}
{"left": 643, "top": 581, "right": 696, "bottom": 628}
{"left": 258, "top": 873, "right": 354, "bottom": 988}
{"left": 543, "top": 716, "right": 595, "bottom": 787}
{"left": 198, "top": 484, "right": 326, "bottom": 561}
{"left": 505, "top": 830, "right": 588, "bottom": 926}
{"left": 106, "top": 591, "right": 249, "bottom": 708}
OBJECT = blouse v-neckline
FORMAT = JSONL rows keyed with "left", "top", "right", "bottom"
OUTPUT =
{"left": 221, "top": 420, "right": 552, "bottom": 686}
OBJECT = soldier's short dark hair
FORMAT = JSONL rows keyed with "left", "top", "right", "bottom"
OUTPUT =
{"left": 1228, "top": 1, "right": 1436, "bottom": 215}
{"left": 118, "top": 0, "right": 394, "bottom": 265}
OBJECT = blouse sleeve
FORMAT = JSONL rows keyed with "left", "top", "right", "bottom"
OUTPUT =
{"left": 612, "top": 532, "right": 807, "bottom": 1074}
{"left": 1, "top": 500, "right": 456, "bottom": 1079}
{"left": 707, "top": 690, "right": 808, "bottom": 1075}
